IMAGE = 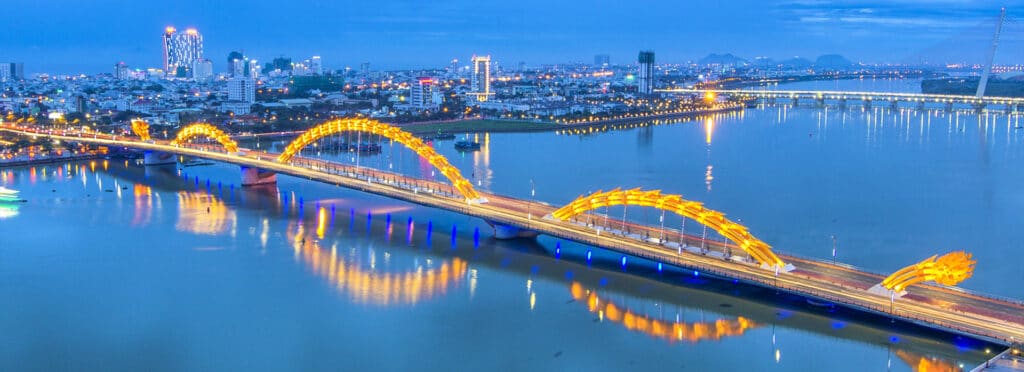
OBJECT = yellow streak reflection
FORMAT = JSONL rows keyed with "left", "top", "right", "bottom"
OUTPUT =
{"left": 288, "top": 224, "right": 469, "bottom": 306}
{"left": 175, "top": 192, "right": 236, "bottom": 235}
{"left": 894, "top": 350, "right": 961, "bottom": 372}
{"left": 570, "top": 282, "right": 757, "bottom": 343}
{"left": 132, "top": 184, "right": 152, "bottom": 227}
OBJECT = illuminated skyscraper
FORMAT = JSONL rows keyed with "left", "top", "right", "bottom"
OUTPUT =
{"left": 594, "top": 54, "right": 610, "bottom": 67}
{"left": 637, "top": 51, "right": 655, "bottom": 94}
{"left": 469, "top": 55, "right": 492, "bottom": 102}
{"left": 411, "top": 77, "right": 437, "bottom": 108}
{"left": 192, "top": 59, "right": 214, "bottom": 81}
{"left": 310, "top": 56, "right": 322, "bottom": 75}
{"left": 228, "top": 77, "right": 256, "bottom": 103}
{"left": 0, "top": 62, "right": 24, "bottom": 81}
{"left": 248, "top": 59, "right": 260, "bottom": 79}
{"left": 162, "top": 26, "right": 204, "bottom": 76}
{"left": 113, "top": 62, "right": 131, "bottom": 80}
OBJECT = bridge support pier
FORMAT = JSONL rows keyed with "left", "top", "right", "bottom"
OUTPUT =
{"left": 790, "top": 97, "right": 799, "bottom": 107}
{"left": 486, "top": 220, "right": 539, "bottom": 240}
{"left": 974, "top": 103, "right": 987, "bottom": 113}
{"left": 889, "top": 100, "right": 899, "bottom": 110}
{"left": 916, "top": 101, "right": 926, "bottom": 111}
{"left": 837, "top": 98, "right": 847, "bottom": 108}
{"left": 143, "top": 150, "right": 176, "bottom": 166}
{"left": 240, "top": 165, "right": 277, "bottom": 186}
{"left": 945, "top": 102, "right": 954, "bottom": 112}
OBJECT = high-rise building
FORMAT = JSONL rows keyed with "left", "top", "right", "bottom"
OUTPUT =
{"left": 193, "top": 59, "right": 214, "bottom": 81}
{"left": 162, "top": 26, "right": 204, "bottom": 76}
{"left": 0, "top": 62, "right": 24, "bottom": 81}
{"left": 411, "top": 77, "right": 438, "bottom": 108}
{"left": 310, "top": 56, "right": 322, "bottom": 75}
{"left": 594, "top": 54, "right": 610, "bottom": 67}
{"left": 114, "top": 62, "right": 131, "bottom": 80}
{"left": 360, "top": 62, "right": 370, "bottom": 76}
{"left": 469, "top": 55, "right": 492, "bottom": 102}
{"left": 228, "top": 77, "right": 256, "bottom": 103}
{"left": 248, "top": 59, "right": 260, "bottom": 79}
{"left": 230, "top": 58, "right": 245, "bottom": 77}
{"left": 637, "top": 50, "right": 655, "bottom": 94}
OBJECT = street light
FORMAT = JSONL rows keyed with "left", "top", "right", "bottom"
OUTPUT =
{"left": 831, "top": 235, "right": 837, "bottom": 264}
{"left": 528, "top": 179, "right": 535, "bottom": 222}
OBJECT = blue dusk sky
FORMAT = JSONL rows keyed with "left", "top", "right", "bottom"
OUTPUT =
{"left": 3, "top": 0, "right": 1024, "bottom": 74}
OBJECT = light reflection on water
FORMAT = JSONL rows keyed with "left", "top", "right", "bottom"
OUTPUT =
{"left": 569, "top": 281, "right": 756, "bottom": 343}
{"left": 2, "top": 83, "right": 1010, "bottom": 369}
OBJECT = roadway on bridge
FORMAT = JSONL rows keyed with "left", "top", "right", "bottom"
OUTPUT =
{"left": 4, "top": 124, "right": 1024, "bottom": 345}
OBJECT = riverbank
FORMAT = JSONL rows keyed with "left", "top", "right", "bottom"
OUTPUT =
{"left": 232, "top": 104, "right": 744, "bottom": 142}
{"left": 0, "top": 153, "right": 104, "bottom": 168}
{"left": 398, "top": 104, "right": 744, "bottom": 135}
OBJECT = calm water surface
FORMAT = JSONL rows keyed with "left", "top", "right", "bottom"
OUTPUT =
{"left": 1, "top": 80, "right": 1019, "bottom": 371}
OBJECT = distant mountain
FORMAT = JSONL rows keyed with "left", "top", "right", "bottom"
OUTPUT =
{"left": 752, "top": 57, "right": 776, "bottom": 67}
{"left": 699, "top": 53, "right": 748, "bottom": 66}
{"left": 814, "top": 54, "right": 855, "bottom": 70}
{"left": 779, "top": 57, "right": 814, "bottom": 69}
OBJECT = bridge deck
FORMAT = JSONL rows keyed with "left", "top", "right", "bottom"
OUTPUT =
{"left": 5, "top": 125, "right": 1024, "bottom": 345}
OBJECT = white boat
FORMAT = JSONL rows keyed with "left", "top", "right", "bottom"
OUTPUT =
{"left": 0, "top": 186, "right": 20, "bottom": 202}
{"left": 0, "top": 186, "right": 18, "bottom": 196}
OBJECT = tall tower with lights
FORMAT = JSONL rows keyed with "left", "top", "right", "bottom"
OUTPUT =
{"left": 162, "top": 26, "right": 204, "bottom": 76}
{"left": 469, "top": 55, "right": 493, "bottom": 102}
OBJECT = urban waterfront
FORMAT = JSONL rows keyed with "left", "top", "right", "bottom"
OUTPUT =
{"left": 3, "top": 80, "right": 1021, "bottom": 370}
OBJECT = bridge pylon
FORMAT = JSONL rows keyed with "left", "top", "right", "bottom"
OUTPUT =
{"left": 240, "top": 165, "right": 277, "bottom": 186}
{"left": 143, "top": 150, "right": 176, "bottom": 166}
{"left": 486, "top": 220, "right": 539, "bottom": 240}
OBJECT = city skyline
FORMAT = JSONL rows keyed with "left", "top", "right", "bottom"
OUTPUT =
{"left": 4, "top": 0, "right": 1024, "bottom": 74}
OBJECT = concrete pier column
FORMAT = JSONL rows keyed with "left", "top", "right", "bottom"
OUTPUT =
{"left": 143, "top": 150, "right": 176, "bottom": 166}
{"left": 240, "top": 165, "right": 277, "bottom": 186}
{"left": 486, "top": 220, "right": 539, "bottom": 240}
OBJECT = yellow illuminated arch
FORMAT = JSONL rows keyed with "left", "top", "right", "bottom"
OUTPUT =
{"left": 130, "top": 119, "right": 151, "bottom": 141}
{"left": 881, "top": 251, "right": 975, "bottom": 292}
{"left": 570, "top": 282, "right": 756, "bottom": 343}
{"left": 277, "top": 118, "right": 481, "bottom": 201}
{"left": 551, "top": 188, "right": 785, "bottom": 268}
{"left": 170, "top": 123, "right": 239, "bottom": 153}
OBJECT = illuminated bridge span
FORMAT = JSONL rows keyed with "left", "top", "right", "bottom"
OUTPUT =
{"left": 5, "top": 119, "right": 1024, "bottom": 350}
{"left": 551, "top": 188, "right": 784, "bottom": 268}
{"left": 660, "top": 88, "right": 1024, "bottom": 111}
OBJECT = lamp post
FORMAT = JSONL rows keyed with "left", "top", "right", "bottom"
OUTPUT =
{"left": 831, "top": 235, "right": 837, "bottom": 264}
{"left": 528, "top": 179, "right": 536, "bottom": 220}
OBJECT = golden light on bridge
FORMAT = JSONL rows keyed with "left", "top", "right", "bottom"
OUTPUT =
{"left": 277, "top": 118, "right": 481, "bottom": 201}
{"left": 570, "top": 282, "right": 757, "bottom": 343}
{"left": 881, "top": 251, "right": 976, "bottom": 293}
{"left": 170, "top": 123, "right": 239, "bottom": 153}
{"left": 551, "top": 188, "right": 785, "bottom": 268}
{"left": 130, "top": 119, "right": 151, "bottom": 141}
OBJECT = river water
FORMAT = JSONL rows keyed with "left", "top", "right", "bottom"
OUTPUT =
{"left": 1, "top": 79, "right": 1019, "bottom": 371}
